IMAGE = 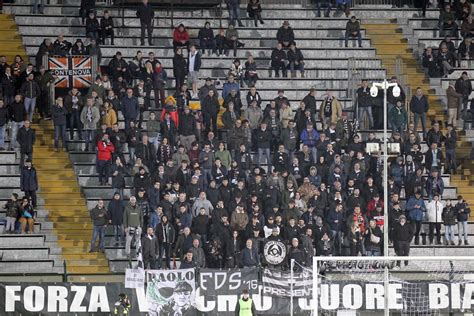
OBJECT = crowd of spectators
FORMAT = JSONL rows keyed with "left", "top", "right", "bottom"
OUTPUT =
{"left": 1, "top": 0, "right": 471, "bottom": 269}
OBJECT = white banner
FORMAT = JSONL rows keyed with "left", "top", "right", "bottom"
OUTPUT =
{"left": 146, "top": 269, "right": 196, "bottom": 316}
{"left": 125, "top": 268, "right": 145, "bottom": 289}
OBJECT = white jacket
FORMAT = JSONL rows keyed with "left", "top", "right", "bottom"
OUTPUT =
{"left": 426, "top": 200, "right": 444, "bottom": 223}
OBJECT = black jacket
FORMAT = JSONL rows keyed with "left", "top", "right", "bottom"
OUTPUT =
{"left": 287, "top": 48, "right": 304, "bottom": 63}
{"left": 393, "top": 222, "right": 414, "bottom": 242}
{"left": 0, "top": 106, "right": 8, "bottom": 127}
{"left": 271, "top": 48, "right": 287, "bottom": 64}
{"left": 179, "top": 112, "right": 198, "bottom": 137}
{"left": 8, "top": 101, "right": 26, "bottom": 123}
{"left": 51, "top": 105, "right": 68, "bottom": 126}
{"left": 276, "top": 26, "right": 295, "bottom": 43}
{"left": 17, "top": 127, "right": 36, "bottom": 153}
{"left": 107, "top": 198, "right": 125, "bottom": 225}
{"left": 255, "top": 128, "right": 272, "bottom": 148}
{"left": 173, "top": 53, "right": 187, "bottom": 78}
{"left": 20, "top": 166, "right": 38, "bottom": 191}
{"left": 90, "top": 205, "right": 108, "bottom": 226}
{"left": 202, "top": 95, "right": 220, "bottom": 116}
{"left": 409, "top": 95, "right": 429, "bottom": 114}
{"left": 2, "top": 74, "right": 15, "bottom": 97}
{"left": 455, "top": 77, "right": 473, "bottom": 97}
{"left": 136, "top": 3, "right": 155, "bottom": 22}
{"left": 357, "top": 86, "right": 372, "bottom": 108}
{"left": 20, "top": 80, "right": 41, "bottom": 99}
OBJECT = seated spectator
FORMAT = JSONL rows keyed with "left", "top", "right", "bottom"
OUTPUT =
{"left": 173, "top": 24, "right": 190, "bottom": 51}
{"left": 244, "top": 54, "right": 258, "bottom": 87}
{"left": 53, "top": 34, "right": 72, "bottom": 56}
{"left": 345, "top": 16, "right": 362, "bottom": 48}
{"left": 80, "top": 0, "right": 95, "bottom": 24}
{"left": 247, "top": 0, "right": 264, "bottom": 27}
{"left": 19, "top": 196, "right": 35, "bottom": 234}
{"left": 454, "top": 0, "right": 471, "bottom": 21}
{"left": 436, "top": 44, "right": 456, "bottom": 76}
{"left": 100, "top": 10, "right": 115, "bottom": 45}
{"left": 108, "top": 51, "right": 129, "bottom": 82}
{"left": 287, "top": 42, "right": 305, "bottom": 78}
{"left": 71, "top": 39, "right": 87, "bottom": 55}
{"left": 438, "top": 4, "right": 458, "bottom": 37}
{"left": 225, "top": 24, "right": 244, "bottom": 57}
{"left": 457, "top": 36, "right": 474, "bottom": 65}
{"left": 422, "top": 47, "right": 440, "bottom": 77}
{"left": 198, "top": 22, "right": 215, "bottom": 56}
{"left": 85, "top": 11, "right": 100, "bottom": 41}
{"left": 228, "top": 59, "right": 244, "bottom": 87}
{"left": 270, "top": 42, "right": 287, "bottom": 78}
{"left": 215, "top": 28, "right": 228, "bottom": 56}
{"left": 461, "top": 15, "right": 474, "bottom": 38}
{"left": 276, "top": 20, "right": 295, "bottom": 47}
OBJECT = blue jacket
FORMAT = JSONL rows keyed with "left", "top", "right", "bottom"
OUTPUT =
{"left": 20, "top": 167, "right": 38, "bottom": 191}
{"left": 406, "top": 196, "right": 426, "bottom": 221}
{"left": 300, "top": 128, "right": 320, "bottom": 148}
{"left": 121, "top": 95, "right": 139, "bottom": 120}
{"left": 222, "top": 82, "right": 240, "bottom": 99}
{"left": 149, "top": 211, "right": 162, "bottom": 230}
{"left": 241, "top": 247, "right": 259, "bottom": 267}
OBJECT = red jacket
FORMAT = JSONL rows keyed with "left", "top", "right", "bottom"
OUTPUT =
{"left": 173, "top": 29, "right": 189, "bottom": 43}
{"left": 97, "top": 140, "right": 115, "bottom": 161}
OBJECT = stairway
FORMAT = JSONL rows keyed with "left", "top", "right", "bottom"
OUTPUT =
{"left": 33, "top": 121, "right": 110, "bottom": 274}
{"left": 364, "top": 21, "right": 474, "bottom": 214}
{"left": 0, "top": 14, "right": 28, "bottom": 62}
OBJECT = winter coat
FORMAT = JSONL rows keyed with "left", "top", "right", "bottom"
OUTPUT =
{"left": 392, "top": 222, "right": 414, "bottom": 242}
{"left": 123, "top": 203, "right": 143, "bottom": 228}
{"left": 90, "top": 205, "right": 108, "bottom": 226}
{"left": 442, "top": 206, "right": 457, "bottom": 225}
{"left": 20, "top": 166, "right": 38, "bottom": 191}
{"left": 426, "top": 200, "right": 444, "bottom": 223}
{"left": 255, "top": 128, "right": 272, "bottom": 148}
{"left": 447, "top": 86, "right": 463, "bottom": 109}
{"left": 121, "top": 95, "right": 139, "bottom": 120}
{"left": 455, "top": 201, "right": 471, "bottom": 222}
{"left": 244, "top": 106, "right": 263, "bottom": 129}
{"left": 4, "top": 200, "right": 20, "bottom": 218}
{"left": 142, "top": 235, "right": 160, "bottom": 259}
{"left": 406, "top": 196, "right": 426, "bottom": 221}
{"left": 80, "top": 105, "right": 100, "bottom": 130}
{"left": 388, "top": 106, "right": 408, "bottom": 128}
{"left": 276, "top": 26, "right": 295, "bottom": 43}
{"left": 300, "top": 128, "right": 320, "bottom": 148}
{"left": 136, "top": 3, "right": 155, "bottom": 22}
{"left": 409, "top": 95, "right": 429, "bottom": 114}
{"left": 20, "top": 80, "right": 41, "bottom": 99}
{"left": 318, "top": 97, "right": 342, "bottom": 124}
{"left": 107, "top": 198, "right": 125, "bottom": 225}
{"left": 17, "top": 127, "right": 36, "bottom": 153}
{"left": 51, "top": 105, "right": 68, "bottom": 126}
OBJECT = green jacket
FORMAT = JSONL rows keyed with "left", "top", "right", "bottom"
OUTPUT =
{"left": 123, "top": 203, "right": 143, "bottom": 228}
{"left": 388, "top": 106, "right": 408, "bottom": 128}
{"left": 214, "top": 149, "right": 232, "bottom": 168}
{"left": 35, "top": 71, "right": 54, "bottom": 91}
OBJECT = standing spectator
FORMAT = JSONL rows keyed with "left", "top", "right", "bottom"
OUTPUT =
{"left": 152, "top": 62, "right": 167, "bottom": 110}
{"left": 142, "top": 227, "right": 160, "bottom": 269}
{"left": 202, "top": 89, "right": 220, "bottom": 133}
{"left": 179, "top": 106, "right": 198, "bottom": 150}
{"left": 87, "top": 39, "right": 102, "bottom": 65}
{"left": 123, "top": 196, "right": 144, "bottom": 258}
{"left": 97, "top": 133, "right": 115, "bottom": 186}
{"left": 255, "top": 122, "right": 272, "bottom": 169}
{"left": 121, "top": 88, "right": 139, "bottom": 129}
{"left": 241, "top": 239, "right": 259, "bottom": 267}
{"left": 445, "top": 124, "right": 457, "bottom": 174}
{"left": 276, "top": 20, "right": 295, "bottom": 48}
{"left": 247, "top": 0, "right": 264, "bottom": 27}
{"left": 446, "top": 80, "right": 463, "bottom": 126}
{"left": 64, "top": 88, "right": 83, "bottom": 140}
{"left": 300, "top": 122, "right": 319, "bottom": 163}
{"left": 270, "top": 43, "right": 287, "bottom": 78}
{"left": 226, "top": 25, "right": 244, "bottom": 57}
{"left": 345, "top": 16, "right": 362, "bottom": 48}
{"left": 455, "top": 196, "right": 470, "bottom": 245}
{"left": 198, "top": 22, "right": 215, "bottom": 56}
{"left": 108, "top": 52, "right": 128, "bottom": 82}
{"left": 7, "top": 95, "right": 26, "bottom": 151}
{"left": 356, "top": 79, "right": 373, "bottom": 128}
{"left": 108, "top": 192, "right": 125, "bottom": 246}
{"left": 2, "top": 67, "right": 16, "bottom": 106}
{"left": 136, "top": 0, "right": 155, "bottom": 46}
{"left": 85, "top": 11, "right": 100, "bottom": 41}
{"left": 187, "top": 45, "right": 201, "bottom": 99}
{"left": 51, "top": 97, "right": 68, "bottom": 152}
{"left": 425, "top": 168, "right": 444, "bottom": 201}
{"left": 173, "top": 48, "right": 186, "bottom": 91}
{"left": 455, "top": 71, "right": 472, "bottom": 121}
{"left": 80, "top": 97, "right": 100, "bottom": 151}
{"left": 35, "top": 66, "right": 54, "bottom": 121}
{"left": 409, "top": 87, "right": 429, "bottom": 138}
{"left": 225, "top": 0, "right": 244, "bottom": 27}
{"left": 388, "top": 100, "right": 408, "bottom": 133}
{"left": 100, "top": 10, "right": 114, "bottom": 45}
{"left": 406, "top": 191, "right": 426, "bottom": 245}
{"left": 17, "top": 120, "right": 36, "bottom": 170}
{"left": 0, "top": 100, "right": 8, "bottom": 150}
{"left": 426, "top": 194, "right": 443, "bottom": 245}
{"left": 20, "top": 159, "right": 38, "bottom": 208}
{"left": 319, "top": 91, "right": 342, "bottom": 130}
{"left": 156, "top": 215, "right": 175, "bottom": 269}
{"left": 89, "top": 199, "right": 108, "bottom": 253}
{"left": 287, "top": 42, "right": 305, "bottom": 78}
{"left": 20, "top": 73, "right": 41, "bottom": 122}
{"left": 442, "top": 200, "right": 457, "bottom": 245}
{"left": 392, "top": 215, "right": 413, "bottom": 268}
{"left": 3, "top": 193, "right": 20, "bottom": 234}
{"left": 364, "top": 219, "right": 383, "bottom": 256}
{"left": 172, "top": 24, "right": 190, "bottom": 51}
{"left": 438, "top": 4, "right": 458, "bottom": 37}
{"left": 32, "top": 0, "right": 44, "bottom": 14}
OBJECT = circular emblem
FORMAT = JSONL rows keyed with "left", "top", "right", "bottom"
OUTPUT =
{"left": 264, "top": 240, "right": 286, "bottom": 265}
